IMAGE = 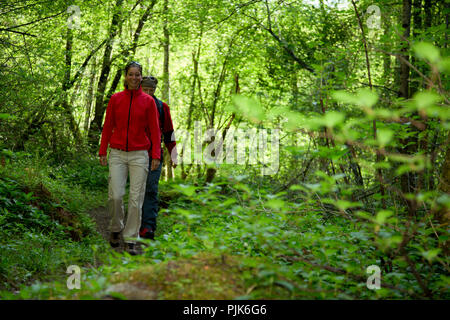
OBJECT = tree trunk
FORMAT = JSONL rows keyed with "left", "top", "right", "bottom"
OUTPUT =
{"left": 211, "top": 55, "right": 228, "bottom": 129}
{"left": 160, "top": 0, "right": 172, "bottom": 180}
{"left": 161, "top": 0, "right": 170, "bottom": 104}
{"left": 88, "top": 0, "right": 125, "bottom": 147}
{"left": 62, "top": 26, "right": 82, "bottom": 146}
{"left": 382, "top": 13, "right": 392, "bottom": 87}
{"left": 205, "top": 73, "right": 240, "bottom": 185}
{"left": 399, "top": 0, "right": 412, "bottom": 100}
{"left": 411, "top": 0, "right": 423, "bottom": 94}
{"left": 412, "top": 0, "right": 422, "bottom": 37}
{"left": 83, "top": 58, "right": 98, "bottom": 135}
{"left": 424, "top": 0, "right": 432, "bottom": 29}
{"left": 181, "top": 27, "right": 203, "bottom": 180}
{"left": 14, "top": 113, "right": 47, "bottom": 151}
{"left": 186, "top": 23, "right": 203, "bottom": 132}
{"left": 351, "top": 0, "right": 383, "bottom": 204}
{"left": 398, "top": 0, "right": 418, "bottom": 216}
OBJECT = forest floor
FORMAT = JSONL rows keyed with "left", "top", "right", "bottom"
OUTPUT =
{"left": 84, "top": 205, "right": 254, "bottom": 300}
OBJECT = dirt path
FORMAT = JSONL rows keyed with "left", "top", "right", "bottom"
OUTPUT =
{"left": 87, "top": 206, "right": 150, "bottom": 254}
{"left": 87, "top": 206, "right": 126, "bottom": 253}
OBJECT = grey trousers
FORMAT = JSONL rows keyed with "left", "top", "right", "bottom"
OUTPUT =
{"left": 107, "top": 148, "right": 149, "bottom": 244}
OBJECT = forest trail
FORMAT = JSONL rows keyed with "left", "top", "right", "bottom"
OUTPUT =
{"left": 87, "top": 192, "right": 172, "bottom": 254}
{"left": 86, "top": 206, "right": 158, "bottom": 298}
{"left": 87, "top": 206, "right": 111, "bottom": 243}
{"left": 85, "top": 204, "right": 253, "bottom": 300}
{"left": 87, "top": 206, "right": 128, "bottom": 254}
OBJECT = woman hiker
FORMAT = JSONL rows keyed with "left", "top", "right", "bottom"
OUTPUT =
{"left": 98, "top": 61, "right": 161, "bottom": 255}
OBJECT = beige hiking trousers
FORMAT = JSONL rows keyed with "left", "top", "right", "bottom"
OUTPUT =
{"left": 108, "top": 148, "right": 149, "bottom": 243}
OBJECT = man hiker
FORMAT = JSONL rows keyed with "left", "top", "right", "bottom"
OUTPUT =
{"left": 139, "top": 75, "right": 177, "bottom": 240}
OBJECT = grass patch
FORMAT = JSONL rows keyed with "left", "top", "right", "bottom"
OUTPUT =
{"left": 110, "top": 252, "right": 249, "bottom": 299}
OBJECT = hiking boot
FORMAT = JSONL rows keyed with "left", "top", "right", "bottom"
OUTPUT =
{"left": 109, "top": 232, "right": 121, "bottom": 248}
{"left": 139, "top": 227, "right": 155, "bottom": 240}
{"left": 125, "top": 243, "right": 138, "bottom": 256}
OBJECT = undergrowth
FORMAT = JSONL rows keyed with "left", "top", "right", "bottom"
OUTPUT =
{"left": 4, "top": 169, "right": 448, "bottom": 300}
{"left": 0, "top": 151, "right": 109, "bottom": 292}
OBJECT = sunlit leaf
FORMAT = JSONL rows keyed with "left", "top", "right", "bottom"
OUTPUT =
{"left": 323, "top": 111, "right": 345, "bottom": 128}
{"left": 413, "top": 42, "right": 441, "bottom": 64}
{"left": 377, "top": 128, "right": 393, "bottom": 147}
{"left": 266, "top": 198, "right": 285, "bottom": 210}
{"left": 412, "top": 91, "right": 442, "bottom": 110}
{"left": 331, "top": 89, "right": 378, "bottom": 108}
{"left": 173, "top": 184, "right": 197, "bottom": 197}
{"left": 421, "top": 249, "right": 441, "bottom": 262}
{"left": 356, "top": 88, "right": 378, "bottom": 108}
{"left": 230, "top": 95, "right": 265, "bottom": 124}
{"left": 375, "top": 210, "right": 393, "bottom": 225}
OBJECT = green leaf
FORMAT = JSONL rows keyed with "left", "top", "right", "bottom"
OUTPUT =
{"left": 220, "top": 198, "right": 237, "bottom": 207}
{"left": 304, "top": 183, "right": 321, "bottom": 192}
{"left": 108, "top": 291, "right": 128, "bottom": 300}
{"left": 258, "top": 270, "right": 275, "bottom": 278}
{"left": 436, "top": 193, "right": 450, "bottom": 207}
{"left": 355, "top": 211, "right": 372, "bottom": 221}
{"left": 266, "top": 198, "right": 285, "bottom": 210}
{"left": 438, "top": 56, "right": 450, "bottom": 73}
{"left": 230, "top": 95, "right": 265, "bottom": 124}
{"left": 356, "top": 88, "right": 378, "bottom": 108}
{"left": 289, "top": 184, "right": 308, "bottom": 192}
{"left": 413, "top": 42, "right": 441, "bottom": 64}
{"left": 421, "top": 248, "right": 441, "bottom": 262}
{"left": 375, "top": 210, "right": 393, "bottom": 225}
{"left": 284, "top": 111, "right": 307, "bottom": 131}
{"left": 377, "top": 128, "right": 393, "bottom": 147}
{"left": 331, "top": 88, "right": 378, "bottom": 108}
{"left": 413, "top": 91, "right": 442, "bottom": 110}
{"left": 374, "top": 161, "right": 391, "bottom": 169}
{"left": 323, "top": 111, "right": 345, "bottom": 128}
{"left": 350, "top": 231, "right": 369, "bottom": 241}
{"left": 336, "top": 200, "right": 362, "bottom": 211}
{"left": 235, "top": 183, "right": 251, "bottom": 194}
{"left": 331, "top": 91, "right": 357, "bottom": 105}
{"left": 174, "top": 208, "right": 192, "bottom": 218}
{"left": 274, "top": 280, "right": 295, "bottom": 292}
{"left": 173, "top": 184, "right": 196, "bottom": 197}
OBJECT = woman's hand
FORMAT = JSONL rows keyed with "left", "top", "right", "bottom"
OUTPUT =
{"left": 99, "top": 155, "right": 107, "bottom": 166}
{"left": 151, "top": 158, "right": 161, "bottom": 171}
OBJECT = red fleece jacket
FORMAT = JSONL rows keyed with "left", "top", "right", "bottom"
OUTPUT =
{"left": 99, "top": 87, "right": 161, "bottom": 159}
{"left": 159, "top": 100, "right": 177, "bottom": 156}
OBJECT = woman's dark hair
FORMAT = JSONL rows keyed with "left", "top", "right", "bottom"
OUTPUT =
{"left": 124, "top": 61, "right": 143, "bottom": 89}
{"left": 125, "top": 61, "right": 142, "bottom": 75}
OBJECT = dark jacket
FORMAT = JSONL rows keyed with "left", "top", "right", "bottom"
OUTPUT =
{"left": 148, "top": 94, "right": 177, "bottom": 160}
